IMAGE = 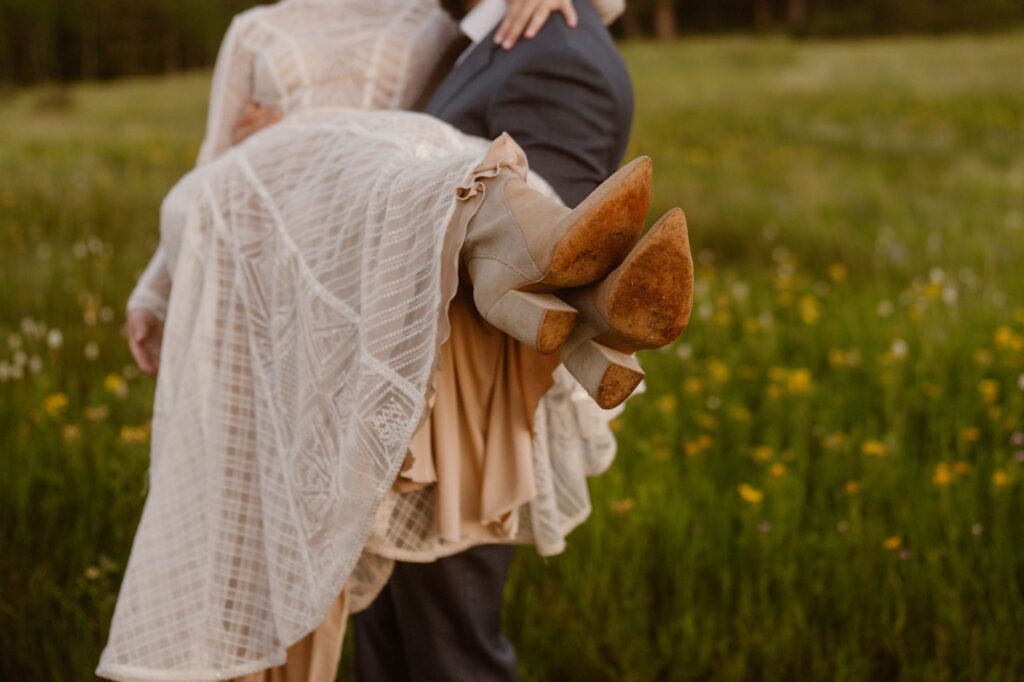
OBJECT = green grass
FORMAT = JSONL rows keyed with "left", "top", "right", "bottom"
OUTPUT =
{"left": 2, "top": 34, "right": 1024, "bottom": 681}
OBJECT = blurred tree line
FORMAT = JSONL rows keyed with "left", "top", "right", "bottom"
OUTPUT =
{"left": 2, "top": 0, "right": 1023, "bottom": 85}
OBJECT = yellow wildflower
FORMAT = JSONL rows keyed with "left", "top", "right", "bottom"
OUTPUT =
{"left": 828, "top": 263, "right": 848, "bottom": 283}
{"left": 697, "top": 413, "right": 718, "bottom": 431}
{"left": 973, "top": 349, "right": 993, "bottom": 367}
{"left": 43, "top": 393, "right": 69, "bottom": 416}
{"left": 994, "top": 326, "right": 1024, "bottom": 352}
{"left": 84, "top": 404, "right": 110, "bottom": 421}
{"left": 753, "top": 445, "right": 775, "bottom": 462}
{"left": 952, "top": 460, "right": 972, "bottom": 475}
{"left": 844, "top": 480, "right": 860, "bottom": 494}
{"left": 656, "top": 394, "right": 678, "bottom": 415}
{"left": 707, "top": 358, "right": 730, "bottom": 384}
{"left": 766, "top": 384, "right": 783, "bottom": 401}
{"left": 104, "top": 373, "right": 128, "bottom": 399}
{"left": 610, "top": 497, "right": 635, "bottom": 514}
{"left": 684, "top": 377, "right": 706, "bottom": 395}
{"left": 770, "top": 463, "right": 786, "bottom": 478}
{"left": 883, "top": 536, "right": 902, "bottom": 551}
{"left": 992, "top": 469, "right": 1010, "bottom": 488}
{"left": 961, "top": 427, "right": 981, "bottom": 443}
{"left": 730, "top": 406, "right": 752, "bottom": 424}
{"left": 799, "top": 295, "right": 821, "bottom": 325}
{"left": 738, "top": 483, "right": 764, "bottom": 504}
{"left": 119, "top": 424, "right": 151, "bottom": 445}
{"left": 743, "top": 318, "right": 761, "bottom": 334}
{"left": 787, "top": 369, "right": 812, "bottom": 395}
{"left": 83, "top": 566, "right": 102, "bottom": 581}
{"left": 978, "top": 379, "right": 999, "bottom": 404}
{"left": 862, "top": 440, "right": 887, "bottom": 457}
{"left": 768, "top": 367, "right": 788, "bottom": 384}
{"left": 824, "top": 432, "right": 847, "bottom": 451}
{"left": 932, "top": 463, "right": 953, "bottom": 487}
{"left": 828, "top": 349, "right": 848, "bottom": 368}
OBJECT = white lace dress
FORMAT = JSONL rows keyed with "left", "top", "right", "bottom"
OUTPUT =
{"left": 101, "top": 1, "right": 626, "bottom": 680}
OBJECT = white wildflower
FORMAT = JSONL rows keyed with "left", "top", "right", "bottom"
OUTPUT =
{"left": 46, "top": 329, "right": 64, "bottom": 350}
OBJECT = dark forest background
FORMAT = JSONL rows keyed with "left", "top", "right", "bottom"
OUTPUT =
{"left": 2, "top": 0, "right": 1023, "bottom": 86}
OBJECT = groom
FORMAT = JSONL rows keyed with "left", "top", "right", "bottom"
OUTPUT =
{"left": 353, "top": 0, "right": 634, "bottom": 679}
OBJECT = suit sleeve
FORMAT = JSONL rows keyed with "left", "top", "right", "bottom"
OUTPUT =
{"left": 485, "top": 49, "right": 623, "bottom": 207}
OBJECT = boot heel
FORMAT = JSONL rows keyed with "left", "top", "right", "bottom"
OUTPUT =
{"left": 483, "top": 289, "right": 578, "bottom": 354}
{"left": 562, "top": 334, "right": 645, "bottom": 409}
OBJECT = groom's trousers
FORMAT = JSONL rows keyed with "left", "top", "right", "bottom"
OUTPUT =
{"left": 354, "top": 544, "right": 518, "bottom": 681}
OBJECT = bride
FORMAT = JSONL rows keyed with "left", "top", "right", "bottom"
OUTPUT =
{"left": 99, "top": 0, "right": 692, "bottom": 680}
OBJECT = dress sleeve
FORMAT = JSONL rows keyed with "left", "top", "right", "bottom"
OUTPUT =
{"left": 197, "top": 14, "right": 259, "bottom": 165}
{"left": 126, "top": 245, "right": 172, "bottom": 321}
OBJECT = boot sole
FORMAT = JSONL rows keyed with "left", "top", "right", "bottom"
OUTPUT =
{"left": 534, "top": 157, "right": 652, "bottom": 290}
{"left": 598, "top": 208, "right": 693, "bottom": 350}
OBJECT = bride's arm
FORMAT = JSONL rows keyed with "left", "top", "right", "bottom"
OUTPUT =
{"left": 495, "top": 0, "right": 625, "bottom": 49}
{"left": 125, "top": 245, "right": 171, "bottom": 375}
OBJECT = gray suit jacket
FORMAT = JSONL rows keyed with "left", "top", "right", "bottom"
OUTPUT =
{"left": 425, "top": 0, "right": 633, "bottom": 207}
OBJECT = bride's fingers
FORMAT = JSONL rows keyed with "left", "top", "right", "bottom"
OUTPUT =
{"left": 524, "top": 7, "right": 552, "bottom": 39}
{"left": 496, "top": 0, "right": 540, "bottom": 49}
{"left": 128, "top": 334, "right": 157, "bottom": 376}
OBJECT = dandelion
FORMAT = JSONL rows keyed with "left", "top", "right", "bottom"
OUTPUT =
{"left": 844, "top": 480, "right": 860, "bottom": 494}
{"left": 46, "top": 328, "right": 63, "bottom": 350}
{"left": 43, "top": 393, "right": 69, "bottom": 416}
{"left": 770, "top": 463, "right": 786, "bottom": 478}
{"left": 785, "top": 369, "right": 811, "bottom": 395}
{"left": 738, "top": 483, "right": 764, "bottom": 504}
{"left": 828, "top": 263, "right": 848, "bottom": 283}
{"left": 932, "top": 463, "right": 953, "bottom": 486}
{"left": 883, "top": 536, "right": 902, "bottom": 551}
{"left": 84, "top": 342, "right": 99, "bottom": 361}
{"left": 104, "top": 374, "right": 129, "bottom": 399}
{"left": 655, "top": 394, "right": 678, "bottom": 415}
{"left": 961, "top": 427, "right": 981, "bottom": 443}
{"left": 992, "top": 469, "right": 1010, "bottom": 487}
{"left": 978, "top": 379, "right": 999, "bottom": 404}
{"left": 62, "top": 424, "right": 82, "bottom": 444}
{"left": 862, "top": 440, "right": 887, "bottom": 457}
{"left": 610, "top": 497, "right": 635, "bottom": 515}
{"left": 707, "top": 358, "right": 730, "bottom": 384}
{"left": 799, "top": 295, "right": 821, "bottom": 325}
{"left": 119, "top": 424, "right": 151, "bottom": 445}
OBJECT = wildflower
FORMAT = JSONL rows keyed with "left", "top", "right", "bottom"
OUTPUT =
{"left": 707, "top": 359, "right": 730, "bottom": 384}
{"left": 705, "top": 395, "right": 721, "bottom": 411}
{"left": 684, "top": 377, "right": 706, "bottom": 395}
{"left": 770, "top": 463, "right": 786, "bottom": 478}
{"left": 738, "top": 483, "right": 764, "bottom": 504}
{"left": 768, "top": 367, "right": 788, "bottom": 384}
{"left": 84, "top": 566, "right": 102, "bottom": 581}
{"left": 824, "top": 432, "right": 847, "bottom": 451}
{"left": 730, "top": 407, "right": 752, "bottom": 424}
{"left": 973, "top": 349, "right": 993, "bottom": 367}
{"left": 799, "top": 295, "right": 821, "bottom": 325}
{"left": 961, "top": 427, "right": 981, "bottom": 443}
{"left": 119, "top": 424, "right": 151, "bottom": 445}
{"left": 99, "top": 306, "right": 114, "bottom": 323}
{"left": 971, "top": 523, "right": 983, "bottom": 536}
{"left": 62, "top": 424, "right": 81, "bottom": 444}
{"left": 697, "top": 413, "right": 718, "bottom": 431}
{"left": 883, "top": 536, "right": 902, "bottom": 551}
{"left": 7, "top": 334, "right": 21, "bottom": 350}
{"left": 828, "top": 263, "right": 848, "bottom": 283}
{"left": 978, "top": 379, "right": 999, "bottom": 404}
{"left": 994, "top": 326, "right": 1024, "bottom": 352}
{"left": 889, "top": 339, "right": 908, "bottom": 360}
{"left": 1018, "top": 374, "right": 1024, "bottom": 391}
{"left": 743, "top": 317, "right": 761, "bottom": 334}
{"left": 84, "top": 342, "right": 99, "bottom": 361}
{"left": 992, "top": 469, "right": 1010, "bottom": 487}
{"left": 828, "top": 349, "right": 848, "bottom": 368}
{"left": 952, "top": 460, "right": 972, "bottom": 475}
{"left": 84, "top": 405, "right": 110, "bottom": 421}
{"left": 898, "top": 549, "right": 911, "bottom": 561}
{"left": 753, "top": 445, "right": 774, "bottom": 462}
{"left": 757, "top": 521, "right": 772, "bottom": 534}
{"left": 1014, "top": 451, "right": 1024, "bottom": 463}
{"left": 786, "top": 369, "right": 812, "bottom": 395}
{"left": 28, "top": 355, "right": 42, "bottom": 374}
{"left": 675, "top": 343, "right": 693, "bottom": 360}
{"left": 104, "top": 374, "right": 128, "bottom": 399}
{"left": 932, "top": 463, "right": 953, "bottom": 486}
{"left": 610, "top": 497, "right": 635, "bottom": 514}
{"left": 731, "top": 282, "right": 749, "bottom": 300}
{"left": 862, "top": 440, "right": 887, "bottom": 457}
{"left": 836, "top": 521, "right": 849, "bottom": 534}
{"left": 0, "top": 362, "right": 11, "bottom": 382}
{"left": 46, "top": 329, "right": 63, "bottom": 350}
{"left": 655, "top": 394, "right": 678, "bottom": 415}
{"left": 877, "top": 300, "right": 894, "bottom": 317}
{"left": 43, "top": 393, "right": 69, "bottom": 416}
{"left": 844, "top": 480, "right": 860, "bottom": 494}
{"left": 684, "top": 434, "right": 713, "bottom": 457}
{"left": 782, "top": 449, "right": 797, "bottom": 461}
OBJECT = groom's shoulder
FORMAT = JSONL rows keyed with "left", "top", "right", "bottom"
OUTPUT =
{"left": 500, "top": 0, "right": 624, "bottom": 70}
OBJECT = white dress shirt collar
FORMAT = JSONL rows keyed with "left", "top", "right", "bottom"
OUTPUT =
{"left": 457, "top": 0, "right": 507, "bottom": 64}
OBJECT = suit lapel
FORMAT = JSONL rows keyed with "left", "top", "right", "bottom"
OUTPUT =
{"left": 427, "top": 36, "right": 498, "bottom": 117}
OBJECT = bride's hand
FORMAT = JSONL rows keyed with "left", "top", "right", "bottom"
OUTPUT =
{"left": 232, "top": 101, "right": 284, "bottom": 146}
{"left": 495, "top": 0, "right": 578, "bottom": 50}
{"left": 126, "top": 309, "right": 164, "bottom": 376}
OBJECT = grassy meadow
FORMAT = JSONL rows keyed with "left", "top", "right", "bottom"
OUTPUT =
{"left": 2, "top": 34, "right": 1024, "bottom": 681}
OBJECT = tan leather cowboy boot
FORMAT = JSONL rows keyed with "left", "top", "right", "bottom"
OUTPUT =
{"left": 560, "top": 208, "right": 694, "bottom": 408}
{"left": 462, "top": 155, "right": 652, "bottom": 354}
